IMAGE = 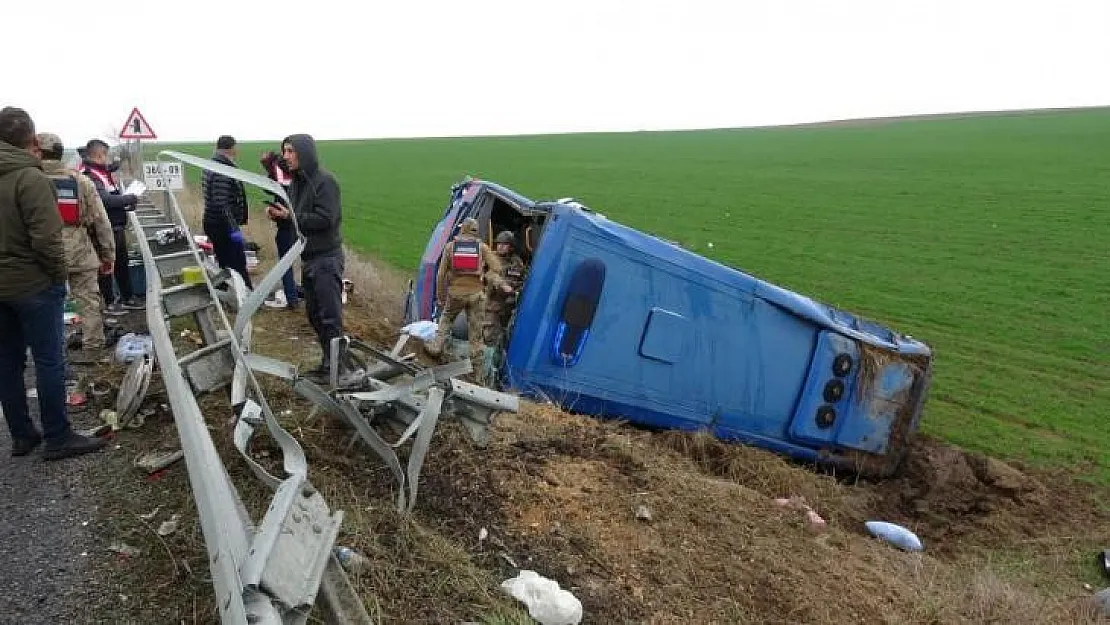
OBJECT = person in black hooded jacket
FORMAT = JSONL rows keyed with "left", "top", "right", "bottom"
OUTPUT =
{"left": 275, "top": 134, "right": 344, "bottom": 381}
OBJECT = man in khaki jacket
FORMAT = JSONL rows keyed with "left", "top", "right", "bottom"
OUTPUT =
{"left": 37, "top": 133, "right": 115, "bottom": 357}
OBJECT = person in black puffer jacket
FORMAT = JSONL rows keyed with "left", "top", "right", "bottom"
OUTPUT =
{"left": 272, "top": 134, "right": 343, "bottom": 381}
{"left": 201, "top": 135, "right": 252, "bottom": 289}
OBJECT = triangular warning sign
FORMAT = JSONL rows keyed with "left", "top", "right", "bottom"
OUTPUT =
{"left": 119, "top": 107, "right": 157, "bottom": 140}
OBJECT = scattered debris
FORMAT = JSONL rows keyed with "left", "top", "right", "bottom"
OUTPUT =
{"left": 865, "top": 521, "right": 924, "bottom": 552}
{"left": 101, "top": 409, "right": 120, "bottom": 431}
{"left": 135, "top": 450, "right": 184, "bottom": 474}
{"left": 634, "top": 505, "right": 653, "bottom": 522}
{"left": 773, "top": 496, "right": 828, "bottom": 533}
{"left": 334, "top": 546, "right": 370, "bottom": 574}
{"left": 87, "top": 381, "right": 111, "bottom": 399}
{"left": 109, "top": 542, "right": 141, "bottom": 558}
{"left": 140, "top": 507, "right": 162, "bottom": 522}
{"left": 67, "top": 389, "right": 87, "bottom": 408}
{"left": 179, "top": 328, "right": 204, "bottom": 346}
{"left": 157, "top": 514, "right": 180, "bottom": 537}
{"left": 115, "top": 333, "right": 153, "bottom": 364}
{"left": 401, "top": 320, "right": 438, "bottom": 342}
{"left": 501, "top": 570, "right": 583, "bottom": 625}
{"left": 78, "top": 424, "right": 112, "bottom": 438}
{"left": 116, "top": 354, "right": 154, "bottom": 427}
{"left": 479, "top": 527, "right": 489, "bottom": 545}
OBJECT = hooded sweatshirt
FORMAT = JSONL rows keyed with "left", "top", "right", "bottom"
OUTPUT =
{"left": 284, "top": 134, "right": 342, "bottom": 260}
{"left": 0, "top": 141, "right": 67, "bottom": 298}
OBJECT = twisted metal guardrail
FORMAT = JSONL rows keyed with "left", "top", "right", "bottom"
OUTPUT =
{"left": 130, "top": 150, "right": 518, "bottom": 623}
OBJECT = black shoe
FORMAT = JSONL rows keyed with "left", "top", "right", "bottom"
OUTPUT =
{"left": 12, "top": 432, "right": 43, "bottom": 457}
{"left": 43, "top": 432, "right": 107, "bottom": 461}
{"left": 303, "top": 363, "right": 334, "bottom": 385}
{"left": 122, "top": 297, "right": 145, "bottom": 310}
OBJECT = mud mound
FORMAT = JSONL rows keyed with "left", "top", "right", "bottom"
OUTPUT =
{"left": 410, "top": 404, "right": 1103, "bottom": 624}
{"left": 852, "top": 436, "right": 1102, "bottom": 555}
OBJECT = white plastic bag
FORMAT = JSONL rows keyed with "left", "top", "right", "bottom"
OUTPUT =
{"left": 500, "top": 570, "right": 583, "bottom": 625}
{"left": 865, "top": 521, "right": 924, "bottom": 552}
{"left": 401, "top": 320, "right": 439, "bottom": 342}
{"left": 115, "top": 333, "right": 153, "bottom": 365}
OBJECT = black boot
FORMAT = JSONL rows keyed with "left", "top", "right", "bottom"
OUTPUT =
{"left": 11, "top": 431, "right": 43, "bottom": 457}
{"left": 43, "top": 431, "right": 107, "bottom": 461}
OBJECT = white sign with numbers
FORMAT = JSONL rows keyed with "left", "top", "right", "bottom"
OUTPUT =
{"left": 142, "top": 161, "right": 184, "bottom": 190}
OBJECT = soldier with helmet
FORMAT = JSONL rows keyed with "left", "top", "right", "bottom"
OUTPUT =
{"left": 482, "top": 231, "right": 527, "bottom": 348}
{"left": 425, "top": 218, "right": 505, "bottom": 363}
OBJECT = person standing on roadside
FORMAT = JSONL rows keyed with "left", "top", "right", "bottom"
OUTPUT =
{"left": 0, "top": 107, "right": 106, "bottom": 460}
{"left": 37, "top": 133, "right": 115, "bottom": 360}
{"left": 80, "top": 139, "right": 140, "bottom": 313}
{"left": 274, "top": 134, "right": 344, "bottom": 382}
{"left": 260, "top": 149, "right": 301, "bottom": 309}
{"left": 201, "top": 135, "right": 252, "bottom": 289}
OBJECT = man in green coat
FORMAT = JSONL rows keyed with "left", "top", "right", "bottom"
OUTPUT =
{"left": 0, "top": 107, "right": 106, "bottom": 460}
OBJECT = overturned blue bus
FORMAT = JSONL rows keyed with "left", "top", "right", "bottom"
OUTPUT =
{"left": 405, "top": 178, "right": 934, "bottom": 477}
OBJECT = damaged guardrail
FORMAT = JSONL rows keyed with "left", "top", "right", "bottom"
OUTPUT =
{"left": 128, "top": 150, "right": 519, "bottom": 623}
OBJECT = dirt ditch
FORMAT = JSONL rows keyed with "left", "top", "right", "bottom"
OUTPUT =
{"left": 82, "top": 206, "right": 1110, "bottom": 623}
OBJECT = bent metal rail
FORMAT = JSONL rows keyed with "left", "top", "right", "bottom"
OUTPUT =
{"left": 128, "top": 158, "right": 369, "bottom": 624}
{"left": 130, "top": 151, "right": 519, "bottom": 623}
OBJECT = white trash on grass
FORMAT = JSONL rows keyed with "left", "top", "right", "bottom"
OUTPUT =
{"left": 865, "top": 521, "right": 924, "bottom": 552}
{"left": 115, "top": 333, "right": 152, "bottom": 364}
{"left": 401, "top": 320, "right": 438, "bottom": 342}
{"left": 500, "top": 570, "right": 583, "bottom": 625}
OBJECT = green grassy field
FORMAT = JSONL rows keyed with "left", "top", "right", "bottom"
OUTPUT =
{"left": 156, "top": 108, "right": 1110, "bottom": 481}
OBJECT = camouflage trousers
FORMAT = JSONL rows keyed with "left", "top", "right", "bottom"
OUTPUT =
{"left": 428, "top": 292, "right": 485, "bottom": 362}
{"left": 70, "top": 269, "right": 105, "bottom": 349}
{"left": 481, "top": 300, "right": 511, "bottom": 349}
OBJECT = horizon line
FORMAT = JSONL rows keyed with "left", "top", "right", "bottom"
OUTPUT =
{"left": 139, "top": 103, "right": 1110, "bottom": 145}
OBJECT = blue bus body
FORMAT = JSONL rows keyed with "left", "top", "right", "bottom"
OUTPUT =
{"left": 408, "top": 179, "right": 934, "bottom": 476}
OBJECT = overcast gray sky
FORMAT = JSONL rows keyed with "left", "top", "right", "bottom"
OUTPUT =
{"left": 6, "top": 0, "right": 1108, "bottom": 146}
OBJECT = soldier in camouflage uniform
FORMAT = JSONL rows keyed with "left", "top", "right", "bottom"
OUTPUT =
{"left": 37, "top": 133, "right": 115, "bottom": 357}
{"left": 482, "top": 230, "right": 527, "bottom": 350}
{"left": 425, "top": 218, "right": 504, "bottom": 362}
{"left": 477, "top": 231, "right": 527, "bottom": 386}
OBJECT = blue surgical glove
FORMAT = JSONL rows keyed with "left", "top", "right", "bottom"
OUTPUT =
{"left": 229, "top": 230, "right": 245, "bottom": 246}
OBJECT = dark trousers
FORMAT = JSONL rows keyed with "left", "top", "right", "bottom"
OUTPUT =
{"left": 204, "top": 223, "right": 253, "bottom": 290}
{"left": 275, "top": 227, "right": 300, "bottom": 304}
{"left": 0, "top": 284, "right": 71, "bottom": 442}
{"left": 303, "top": 252, "right": 344, "bottom": 364}
{"left": 98, "top": 227, "right": 133, "bottom": 303}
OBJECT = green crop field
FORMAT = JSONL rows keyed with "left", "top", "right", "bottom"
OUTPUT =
{"left": 156, "top": 108, "right": 1110, "bottom": 481}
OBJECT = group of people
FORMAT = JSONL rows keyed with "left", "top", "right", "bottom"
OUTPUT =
{"left": 0, "top": 101, "right": 352, "bottom": 460}
{"left": 426, "top": 218, "right": 528, "bottom": 386}
{"left": 0, "top": 106, "right": 141, "bottom": 460}
{"left": 0, "top": 98, "right": 533, "bottom": 459}
{"left": 200, "top": 133, "right": 346, "bottom": 383}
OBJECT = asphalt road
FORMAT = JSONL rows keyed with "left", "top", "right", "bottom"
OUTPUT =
{"left": 0, "top": 355, "right": 119, "bottom": 624}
